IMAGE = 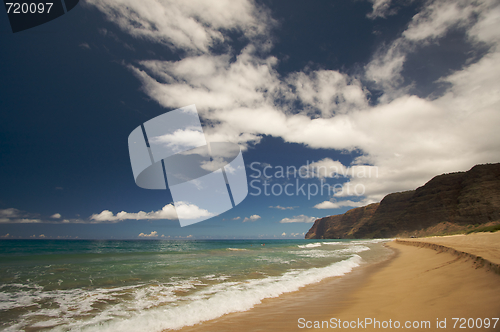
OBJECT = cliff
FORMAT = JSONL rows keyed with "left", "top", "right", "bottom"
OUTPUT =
{"left": 305, "top": 163, "right": 500, "bottom": 239}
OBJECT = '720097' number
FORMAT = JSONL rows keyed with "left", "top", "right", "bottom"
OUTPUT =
{"left": 452, "top": 318, "right": 499, "bottom": 329}
{"left": 5, "top": 3, "right": 53, "bottom": 14}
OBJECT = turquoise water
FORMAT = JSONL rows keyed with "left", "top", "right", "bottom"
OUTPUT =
{"left": 0, "top": 239, "right": 391, "bottom": 331}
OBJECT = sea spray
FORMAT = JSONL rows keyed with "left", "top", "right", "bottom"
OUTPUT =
{"left": 0, "top": 239, "right": 391, "bottom": 331}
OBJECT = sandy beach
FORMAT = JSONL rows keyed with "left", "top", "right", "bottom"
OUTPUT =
{"left": 176, "top": 232, "right": 500, "bottom": 331}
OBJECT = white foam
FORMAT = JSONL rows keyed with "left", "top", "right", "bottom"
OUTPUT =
{"left": 15, "top": 255, "right": 362, "bottom": 332}
{"left": 291, "top": 244, "right": 371, "bottom": 258}
{"left": 203, "top": 274, "right": 231, "bottom": 281}
{"left": 297, "top": 242, "right": 322, "bottom": 248}
{"left": 255, "top": 256, "right": 293, "bottom": 264}
{"left": 291, "top": 249, "right": 340, "bottom": 258}
{"left": 349, "top": 239, "right": 391, "bottom": 245}
{"left": 336, "top": 245, "right": 371, "bottom": 254}
{"left": 0, "top": 281, "right": 195, "bottom": 331}
{"left": 0, "top": 289, "right": 38, "bottom": 310}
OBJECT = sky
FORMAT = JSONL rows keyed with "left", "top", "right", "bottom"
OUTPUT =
{"left": 1, "top": 0, "right": 499, "bottom": 240}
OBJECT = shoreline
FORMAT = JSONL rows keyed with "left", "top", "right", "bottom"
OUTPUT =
{"left": 173, "top": 233, "right": 500, "bottom": 331}
{"left": 174, "top": 243, "right": 396, "bottom": 332}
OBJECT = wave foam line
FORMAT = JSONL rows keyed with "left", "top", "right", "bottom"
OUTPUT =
{"left": 67, "top": 255, "right": 363, "bottom": 332}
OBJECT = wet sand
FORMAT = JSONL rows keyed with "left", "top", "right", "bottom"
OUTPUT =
{"left": 174, "top": 233, "right": 500, "bottom": 331}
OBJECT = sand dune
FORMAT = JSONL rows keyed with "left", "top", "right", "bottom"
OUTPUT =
{"left": 400, "top": 231, "right": 500, "bottom": 265}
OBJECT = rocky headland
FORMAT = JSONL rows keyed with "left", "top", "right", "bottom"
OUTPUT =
{"left": 305, "top": 163, "right": 500, "bottom": 239}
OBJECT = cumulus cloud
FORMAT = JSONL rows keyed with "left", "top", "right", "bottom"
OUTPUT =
{"left": 91, "top": 205, "right": 177, "bottom": 222}
{"left": 149, "top": 128, "right": 206, "bottom": 153}
{"left": 242, "top": 214, "right": 261, "bottom": 222}
{"left": 90, "top": 202, "right": 212, "bottom": 222}
{"left": 0, "top": 203, "right": 211, "bottom": 224}
{"left": 0, "top": 208, "right": 42, "bottom": 223}
{"left": 87, "top": 0, "right": 500, "bottom": 211}
{"left": 279, "top": 215, "right": 317, "bottom": 223}
{"left": 138, "top": 231, "right": 158, "bottom": 238}
{"left": 287, "top": 70, "right": 369, "bottom": 117}
{"left": 176, "top": 203, "right": 213, "bottom": 220}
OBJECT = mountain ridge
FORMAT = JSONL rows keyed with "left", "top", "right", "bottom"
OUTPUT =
{"left": 305, "top": 163, "right": 500, "bottom": 239}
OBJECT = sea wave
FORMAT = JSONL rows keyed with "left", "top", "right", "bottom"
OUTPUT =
{"left": 1, "top": 256, "right": 362, "bottom": 332}
{"left": 297, "top": 242, "right": 322, "bottom": 248}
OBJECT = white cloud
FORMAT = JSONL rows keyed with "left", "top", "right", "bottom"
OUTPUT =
{"left": 79, "top": 42, "right": 91, "bottom": 49}
{"left": 242, "top": 214, "right": 261, "bottom": 222}
{"left": 149, "top": 128, "right": 206, "bottom": 153}
{"left": 90, "top": 202, "right": 212, "bottom": 222}
{"left": 0, "top": 208, "right": 22, "bottom": 219}
{"left": 85, "top": 0, "right": 274, "bottom": 54}
{"left": 281, "top": 232, "right": 286, "bottom": 236}
{"left": 365, "top": 0, "right": 497, "bottom": 98}
{"left": 367, "top": 0, "right": 394, "bottom": 19}
{"left": 90, "top": 206, "right": 174, "bottom": 222}
{"left": 232, "top": 216, "right": 241, "bottom": 220}
{"left": 314, "top": 198, "right": 376, "bottom": 209}
{"left": 403, "top": 0, "right": 474, "bottom": 42}
{"left": 279, "top": 215, "right": 316, "bottom": 223}
{"left": 364, "top": 39, "right": 408, "bottom": 97}
{"left": 269, "top": 205, "right": 296, "bottom": 210}
{"left": 129, "top": 50, "right": 281, "bottom": 147}
{"left": 200, "top": 157, "right": 230, "bottom": 172}
{"left": 0, "top": 208, "right": 42, "bottom": 223}
{"left": 287, "top": 70, "right": 369, "bottom": 117}
{"left": 88, "top": 0, "right": 500, "bottom": 211}
{"left": 138, "top": 231, "right": 158, "bottom": 238}
{"left": 301, "top": 159, "right": 349, "bottom": 178}
{"left": 175, "top": 202, "right": 213, "bottom": 220}
{"left": 50, "top": 213, "right": 61, "bottom": 219}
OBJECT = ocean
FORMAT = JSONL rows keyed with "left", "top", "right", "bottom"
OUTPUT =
{"left": 0, "top": 239, "right": 391, "bottom": 331}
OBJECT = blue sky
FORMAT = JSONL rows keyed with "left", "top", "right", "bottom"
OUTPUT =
{"left": 1, "top": 0, "right": 499, "bottom": 239}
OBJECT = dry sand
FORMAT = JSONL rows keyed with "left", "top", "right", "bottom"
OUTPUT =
{"left": 175, "top": 233, "right": 500, "bottom": 331}
{"left": 401, "top": 231, "right": 500, "bottom": 264}
{"left": 333, "top": 239, "right": 500, "bottom": 331}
